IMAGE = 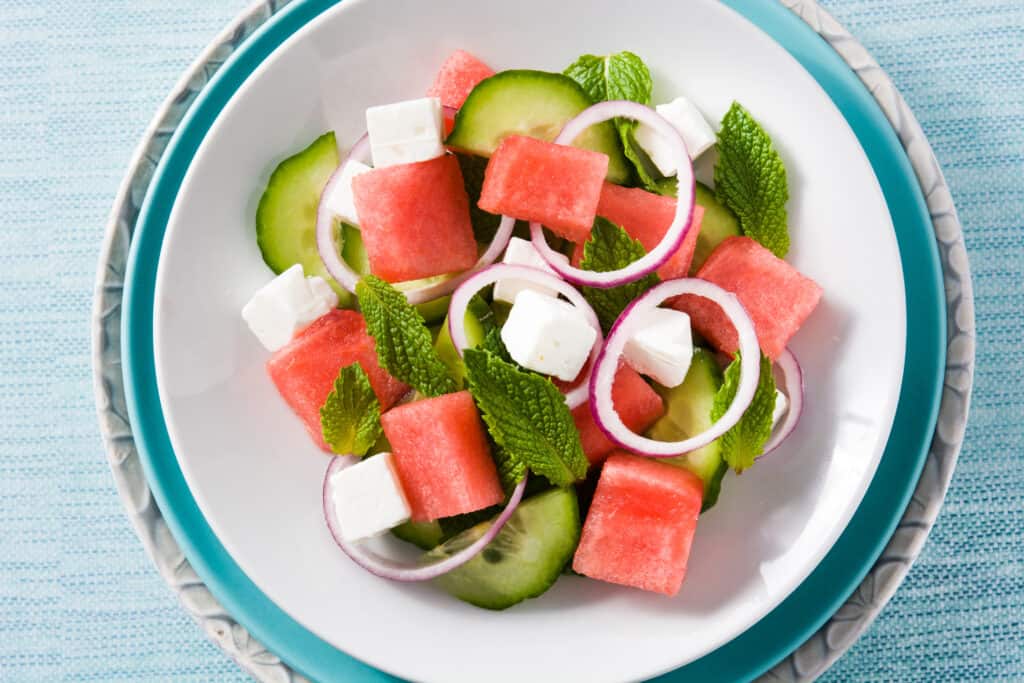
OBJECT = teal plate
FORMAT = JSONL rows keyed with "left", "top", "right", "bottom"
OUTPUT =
{"left": 120, "top": 1, "right": 945, "bottom": 680}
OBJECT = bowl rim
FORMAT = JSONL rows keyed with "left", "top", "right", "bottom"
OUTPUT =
{"left": 92, "top": 0, "right": 972, "bottom": 681}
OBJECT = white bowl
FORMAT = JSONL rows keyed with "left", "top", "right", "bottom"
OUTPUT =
{"left": 151, "top": 0, "right": 905, "bottom": 680}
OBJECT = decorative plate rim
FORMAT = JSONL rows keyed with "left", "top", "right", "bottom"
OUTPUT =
{"left": 90, "top": 1, "right": 975, "bottom": 681}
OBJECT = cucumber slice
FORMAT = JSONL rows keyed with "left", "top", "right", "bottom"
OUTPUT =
{"left": 647, "top": 348, "right": 728, "bottom": 511}
{"left": 435, "top": 296, "right": 495, "bottom": 388}
{"left": 447, "top": 70, "right": 631, "bottom": 184}
{"left": 691, "top": 182, "right": 741, "bottom": 273}
{"left": 391, "top": 521, "right": 444, "bottom": 550}
{"left": 339, "top": 225, "right": 452, "bottom": 322}
{"left": 652, "top": 179, "right": 742, "bottom": 274}
{"left": 424, "top": 487, "right": 580, "bottom": 610}
{"left": 391, "top": 506, "right": 500, "bottom": 551}
{"left": 256, "top": 133, "right": 357, "bottom": 304}
{"left": 339, "top": 222, "right": 369, "bottom": 276}
{"left": 414, "top": 296, "right": 451, "bottom": 325}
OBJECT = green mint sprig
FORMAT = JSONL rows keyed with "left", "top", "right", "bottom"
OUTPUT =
{"left": 464, "top": 347, "right": 588, "bottom": 488}
{"left": 711, "top": 352, "right": 777, "bottom": 472}
{"left": 356, "top": 275, "right": 457, "bottom": 397}
{"left": 320, "top": 364, "right": 382, "bottom": 456}
{"left": 564, "top": 51, "right": 661, "bottom": 190}
{"left": 714, "top": 102, "right": 790, "bottom": 257}
{"left": 579, "top": 218, "right": 660, "bottom": 331}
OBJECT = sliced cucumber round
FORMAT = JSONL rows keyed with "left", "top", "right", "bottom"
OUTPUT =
{"left": 447, "top": 70, "right": 631, "bottom": 184}
{"left": 391, "top": 521, "right": 445, "bottom": 550}
{"left": 434, "top": 295, "right": 496, "bottom": 388}
{"left": 652, "top": 179, "right": 742, "bottom": 274}
{"left": 691, "top": 182, "right": 741, "bottom": 273}
{"left": 424, "top": 487, "right": 580, "bottom": 610}
{"left": 647, "top": 348, "right": 728, "bottom": 511}
{"left": 256, "top": 132, "right": 354, "bottom": 303}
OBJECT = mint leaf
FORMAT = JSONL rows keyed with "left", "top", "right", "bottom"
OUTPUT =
{"left": 714, "top": 102, "right": 790, "bottom": 257}
{"left": 564, "top": 51, "right": 652, "bottom": 105}
{"left": 492, "top": 443, "right": 529, "bottom": 493}
{"left": 356, "top": 275, "right": 457, "bottom": 397}
{"left": 320, "top": 364, "right": 382, "bottom": 456}
{"left": 464, "top": 348, "right": 587, "bottom": 487}
{"left": 711, "top": 353, "right": 776, "bottom": 472}
{"left": 480, "top": 327, "right": 513, "bottom": 364}
{"left": 579, "top": 218, "right": 660, "bottom": 331}
{"left": 652, "top": 176, "right": 679, "bottom": 198}
{"left": 565, "top": 51, "right": 658, "bottom": 189}
{"left": 622, "top": 129, "right": 663, "bottom": 192}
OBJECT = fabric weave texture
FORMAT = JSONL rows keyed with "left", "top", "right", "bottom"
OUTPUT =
{"left": 0, "top": 0, "right": 1020, "bottom": 681}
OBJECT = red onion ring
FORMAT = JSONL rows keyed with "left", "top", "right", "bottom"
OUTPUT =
{"left": 315, "top": 134, "right": 516, "bottom": 306}
{"left": 447, "top": 264, "right": 602, "bottom": 409}
{"left": 590, "top": 279, "right": 760, "bottom": 456}
{"left": 761, "top": 348, "right": 804, "bottom": 455}
{"left": 323, "top": 455, "right": 527, "bottom": 582}
{"left": 530, "top": 100, "right": 696, "bottom": 288}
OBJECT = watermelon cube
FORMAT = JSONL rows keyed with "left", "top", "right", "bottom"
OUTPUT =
{"left": 573, "top": 452, "right": 703, "bottom": 596}
{"left": 352, "top": 154, "right": 478, "bottom": 282}
{"left": 671, "top": 236, "right": 822, "bottom": 360}
{"left": 381, "top": 391, "right": 504, "bottom": 522}
{"left": 427, "top": 49, "right": 494, "bottom": 110}
{"left": 572, "top": 364, "right": 664, "bottom": 465}
{"left": 478, "top": 135, "right": 608, "bottom": 243}
{"left": 572, "top": 183, "right": 705, "bottom": 280}
{"left": 267, "top": 310, "right": 410, "bottom": 451}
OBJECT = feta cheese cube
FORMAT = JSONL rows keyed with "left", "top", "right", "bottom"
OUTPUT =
{"left": 623, "top": 308, "right": 694, "bottom": 388}
{"left": 365, "top": 97, "right": 445, "bottom": 168}
{"left": 492, "top": 237, "right": 570, "bottom": 304}
{"left": 241, "top": 264, "right": 339, "bottom": 351}
{"left": 633, "top": 96, "right": 717, "bottom": 176}
{"left": 329, "top": 452, "right": 411, "bottom": 543}
{"left": 772, "top": 388, "right": 789, "bottom": 428}
{"left": 500, "top": 289, "right": 597, "bottom": 381}
{"left": 321, "top": 160, "right": 371, "bottom": 225}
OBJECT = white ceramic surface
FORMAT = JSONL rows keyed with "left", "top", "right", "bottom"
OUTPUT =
{"left": 150, "top": 0, "right": 906, "bottom": 681}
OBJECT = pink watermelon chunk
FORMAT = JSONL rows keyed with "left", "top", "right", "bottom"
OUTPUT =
{"left": 671, "top": 236, "right": 822, "bottom": 360}
{"left": 352, "top": 154, "right": 478, "bottom": 283}
{"left": 571, "top": 364, "right": 664, "bottom": 465}
{"left": 478, "top": 135, "right": 609, "bottom": 243}
{"left": 572, "top": 183, "right": 705, "bottom": 280}
{"left": 427, "top": 49, "right": 494, "bottom": 110}
{"left": 381, "top": 391, "right": 504, "bottom": 522}
{"left": 267, "top": 310, "right": 410, "bottom": 451}
{"left": 573, "top": 452, "right": 703, "bottom": 596}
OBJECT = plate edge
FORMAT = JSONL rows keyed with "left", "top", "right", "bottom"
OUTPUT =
{"left": 761, "top": 1, "right": 975, "bottom": 680}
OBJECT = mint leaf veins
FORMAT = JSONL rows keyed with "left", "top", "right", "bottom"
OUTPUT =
{"left": 579, "top": 218, "right": 660, "bottom": 331}
{"left": 320, "top": 364, "right": 382, "bottom": 456}
{"left": 464, "top": 347, "right": 588, "bottom": 488}
{"left": 714, "top": 102, "right": 790, "bottom": 257}
{"left": 711, "top": 352, "right": 777, "bottom": 473}
{"left": 356, "top": 275, "right": 457, "bottom": 397}
{"left": 564, "top": 51, "right": 661, "bottom": 189}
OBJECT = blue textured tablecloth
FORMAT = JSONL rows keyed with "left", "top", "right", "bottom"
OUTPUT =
{"left": 0, "top": 1, "right": 1020, "bottom": 681}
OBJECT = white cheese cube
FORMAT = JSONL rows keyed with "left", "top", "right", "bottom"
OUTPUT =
{"left": 329, "top": 452, "right": 411, "bottom": 543}
{"left": 492, "top": 237, "right": 570, "bottom": 304}
{"left": 365, "top": 97, "right": 445, "bottom": 167}
{"left": 772, "top": 388, "right": 789, "bottom": 428}
{"left": 633, "top": 96, "right": 718, "bottom": 176}
{"left": 500, "top": 289, "right": 597, "bottom": 381}
{"left": 623, "top": 308, "right": 694, "bottom": 388}
{"left": 241, "top": 264, "right": 339, "bottom": 351}
{"left": 321, "top": 160, "right": 371, "bottom": 225}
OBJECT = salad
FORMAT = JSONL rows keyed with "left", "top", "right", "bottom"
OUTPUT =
{"left": 242, "top": 49, "right": 822, "bottom": 608}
